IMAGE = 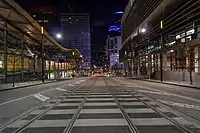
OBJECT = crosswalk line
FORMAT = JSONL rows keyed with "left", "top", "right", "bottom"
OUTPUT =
{"left": 74, "top": 119, "right": 128, "bottom": 126}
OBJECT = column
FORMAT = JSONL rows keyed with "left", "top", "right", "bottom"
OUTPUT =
{"left": 138, "top": 56, "right": 140, "bottom": 76}
{"left": 148, "top": 55, "right": 152, "bottom": 79}
{"left": 21, "top": 37, "right": 24, "bottom": 81}
{"left": 33, "top": 44, "right": 36, "bottom": 78}
{"left": 54, "top": 60, "right": 56, "bottom": 79}
{"left": 58, "top": 61, "right": 60, "bottom": 79}
{"left": 131, "top": 58, "right": 134, "bottom": 76}
{"left": 41, "top": 34, "right": 44, "bottom": 83}
{"left": 61, "top": 62, "right": 63, "bottom": 78}
{"left": 48, "top": 59, "right": 51, "bottom": 79}
{"left": 4, "top": 22, "right": 8, "bottom": 83}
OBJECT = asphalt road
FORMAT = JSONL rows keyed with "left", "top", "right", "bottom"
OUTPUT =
{"left": 0, "top": 77, "right": 199, "bottom": 133}
{"left": 0, "top": 77, "right": 89, "bottom": 126}
{"left": 113, "top": 77, "right": 200, "bottom": 125}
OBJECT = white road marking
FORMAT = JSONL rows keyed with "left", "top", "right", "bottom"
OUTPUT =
{"left": 68, "top": 84, "right": 75, "bottom": 86}
{"left": 30, "top": 109, "right": 77, "bottom": 115}
{"left": 33, "top": 94, "right": 49, "bottom": 102}
{"left": 127, "top": 83, "right": 200, "bottom": 103}
{"left": 0, "top": 79, "right": 88, "bottom": 106}
{"left": 80, "top": 109, "right": 121, "bottom": 114}
{"left": 84, "top": 102, "right": 117, "bottom": 106}
{"left": 158, "top": 99, "right": 200, "bottom": 111}
{"left": 0, "top": 88, "right": 55, "bottom": 106}
{"left": 55, "top": 88, "right": 66, "bottom": 92}
{"left": 75, "top": 82, "right": 81, "bottom": 84}
{"left": 74, "top": 119, "right": 128, "bottom": 126}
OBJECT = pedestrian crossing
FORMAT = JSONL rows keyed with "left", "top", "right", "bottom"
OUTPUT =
{"left": 1, "top": 78, "right": 196, "bottom": 133}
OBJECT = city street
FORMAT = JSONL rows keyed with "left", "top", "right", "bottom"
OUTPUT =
{"left": 0, "top": 78, "right": 88, "bottom": 126}
{"left": 0, "top": 77, "right": 200, "bottom": 133}
{"left": 113, "top": 77, "right": 200, "bottom": 125}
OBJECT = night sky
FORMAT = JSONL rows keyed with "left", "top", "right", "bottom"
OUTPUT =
{"left": 15, "top": 0, "right": 128, "bottom": 63}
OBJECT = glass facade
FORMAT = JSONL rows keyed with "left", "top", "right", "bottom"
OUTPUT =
{"left": 61, "top": 13, "right": 91, "bottom": 67}
{"left": 121, "top": 0, "right": 200, "bottom": 82}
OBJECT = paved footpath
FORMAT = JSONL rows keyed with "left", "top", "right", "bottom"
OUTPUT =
{"left": 1, "top": 77, "right": 199, "bottom": 133}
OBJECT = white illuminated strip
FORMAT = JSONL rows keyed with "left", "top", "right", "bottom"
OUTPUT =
{"left": 33, "top": 94, "right": 49, "bottom": 102}
{"left": 0, "top": 61, "right": 2, "bottom": 68}
{"left": 187, "top": 29, "right": 195, "bottom": 35}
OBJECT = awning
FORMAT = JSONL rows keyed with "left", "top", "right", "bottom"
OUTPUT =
{"left": 0, "top": 0, "right": 80, "bottom": 56}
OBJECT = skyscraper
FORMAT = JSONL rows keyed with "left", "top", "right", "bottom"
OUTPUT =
{"left": 61, "top": 13, "right": 91, "bottom": 68}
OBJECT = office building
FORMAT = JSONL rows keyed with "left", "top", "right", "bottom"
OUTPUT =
{"left": 121, "top": 0, "right": 200, "bottom": 82}
{"left": 107, "top": 35, "right": 122, "bottom": 68}
{"left": 61, "top": 13, "right": 91, "bottom": 68}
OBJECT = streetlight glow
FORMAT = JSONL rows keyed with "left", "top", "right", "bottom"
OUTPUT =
{"left": 56, "top": 33, "right": 62, "bottom": 39}
{"left": 141, "top": 28, "right": 146, "bottom": 33}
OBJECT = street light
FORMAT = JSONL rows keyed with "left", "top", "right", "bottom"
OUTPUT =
{"left": 56, "top": 33, "right": 62, "bottom": 39}
{"left": 141, "top": 28, "right": 147, "bottom": 33}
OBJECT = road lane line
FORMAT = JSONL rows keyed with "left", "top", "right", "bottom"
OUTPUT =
{"left": 0, "top": 79, "right": 88, "bottom": 106}
{"left": 126, "top": 83, "right": 200, "bottom": 103}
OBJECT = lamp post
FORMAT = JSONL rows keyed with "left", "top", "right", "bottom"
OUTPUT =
{"left": 160, "top": 21, "right": 164, "bottom": 82}
{"left": 41, "top": 27, "right": 44, "bottom": 83}
{"left": 140, "top": 28, "right": 151, "bottom": 79}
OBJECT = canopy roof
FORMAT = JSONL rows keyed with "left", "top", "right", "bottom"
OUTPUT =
{"left": 0, "top": 0, "right": 81, "bottom": 57}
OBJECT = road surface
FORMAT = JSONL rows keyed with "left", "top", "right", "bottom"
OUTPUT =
{"left": 0, "top": 77, "right": 199, "bottom": 133}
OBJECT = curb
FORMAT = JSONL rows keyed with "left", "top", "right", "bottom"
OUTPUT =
{"left": 0, "top": 79, "right": 71, "bottom": 92}
{"left": 139, "top": 79, "right": 200, "bottom": 89}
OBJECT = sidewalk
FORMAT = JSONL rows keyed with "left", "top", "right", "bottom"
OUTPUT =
{"left": 0, "top": 77, "right": 88, "bottom": 92}
{"left": 0, "top": 80, "right": 55, "bottom": 91}
{"left": 129, "top": 76, "right": 200, "bottom": 89}
{"left": 144, "top": 79, "right": 200, "bottom": 89}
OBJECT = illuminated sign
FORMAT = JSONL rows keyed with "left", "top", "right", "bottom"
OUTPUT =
{"left": 108, "top": 25, "right": 121, "bottom": 32}
{"left": 0, "top": 61, "right": 2, "bottom": 68}
{"left": 115, "top": 11, "right": 124, "bottom": 14}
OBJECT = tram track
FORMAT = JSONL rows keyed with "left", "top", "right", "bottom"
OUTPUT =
{"left": 1, "top": 77, "right": 199, "bottom": 133}
{"left": 0, "top": 78, "right": 95, "bottom": 133}
{"left": 108, "top": 78, "right": 196, "bottom": 133}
